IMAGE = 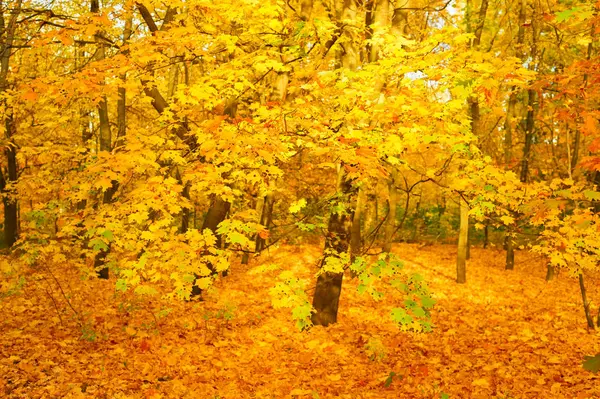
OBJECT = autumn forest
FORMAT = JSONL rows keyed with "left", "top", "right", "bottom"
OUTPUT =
{"left": 0, "top": 0, "right": 599, "bottom": 397}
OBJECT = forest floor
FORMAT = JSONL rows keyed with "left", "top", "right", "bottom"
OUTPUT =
{"left": 1, "top": 243, "right": 600, "bottom": 398}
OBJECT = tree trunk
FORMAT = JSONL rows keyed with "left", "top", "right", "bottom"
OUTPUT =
{"left": 545, "top": 264, "right": 555, "bottom": 281}
{"left": 312, "top": 170, "right": 354, "bottom": 326}
{"left": 191, "top": 196, "right": 231, "bottom": 296}
{"left": 1, "top": 128, "right": 18, "bottom": 248}
{"left": 91, "top": 0, "right": 113, "bottom": 279}
{"left": 255, "top": 193, "right": 274, "bottom": 253}
{"left": 0, "top": 0, "right": 22, "bottom": 248}
{"left": 466, "top": 227, "right": 471, "bottom": 260}
{"left": 483, "top": 223, "right": 489, "bottom": 249}
{"left": 383, "top": 170, "right": 398, "bottom": 252}
{"left": 456, "top": 196, "right": 468, "bottom": 284}
{"left": 350, "top": 188, "right": 363, "bottom": 259}
{"left": 579, "top": 273, "right": 595, "bottom": 329}
{"left": 505, "top": 235, "right": 515, "bottom": 270}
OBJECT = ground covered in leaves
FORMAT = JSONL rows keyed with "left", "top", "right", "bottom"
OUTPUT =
{"left": 1, "top": 244, "right": 600, "bottom": 398}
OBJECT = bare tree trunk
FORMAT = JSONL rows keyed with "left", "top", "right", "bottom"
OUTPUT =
{"left": 255, "top": 194, "right": 274, "bottom": 253}
{"left": 0, "top": 0, "right": 22, "bottom": 248}
{"left": 311, "top": 0, "right": 360, "bottom": 327}
{"left": 545, "top": 264, "right": 555, "bottom": 281}
{"left": 505, "top": 235, "right": 515, "bottom": 270}
{"left": 579, "top": 273, "right": 595, "bottom": 329}
{"left": 91, "top": 0, "right": 113, "bottom": 279}
{"left": 383, "top": 170, "right": 398, "bottom": 252}
{"left": 312, "top": 167, "right": 355, "bottom": 326}
{"left": 0, "top": 123, "right": 18, "bottom": 248}
{"left": 191, "top": 197, "right": 231, "bottom": 297}
{"left": 351, "top": 188, "right": 363, "bottom": 259}
{"left": 483, "top": 223, "right": 489, "bottom": 249}
{"left": 456, "top": 196, "right": 468, "bottom": 284}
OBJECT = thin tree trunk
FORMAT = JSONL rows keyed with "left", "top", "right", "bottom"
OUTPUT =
{"left": 545, "top": 264, "right": 555, "bottom": 281}
{"left": 351, "top": 188, "right": 363, "bottom": 259}
{"left": 255, "top": 194, "right": 274, "bottom": 254}
{"left": 505, "top": 235, "right": 514, "bottom": 270}
{"left": 579, "top": 273, "right": 595, "bottom": 329}
{"left": 91, "top": 0, "right": 113, "bottom": 279}
{"left": 483, "top": 223, "right": 489, "bottom": 249}
{"left": 383, "top": 169, "right": 398, "bottom": 252}
{"left": 456, "top": 196, "right": 468, "bottom": 284}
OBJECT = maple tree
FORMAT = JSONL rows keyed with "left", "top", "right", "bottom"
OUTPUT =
{"left": 1, "top": 0, "right": 600, "bottom": 396}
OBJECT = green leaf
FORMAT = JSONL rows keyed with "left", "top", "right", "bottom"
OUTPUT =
{"left": 228, "top": 232, "right": 247, "bottom": 245}
{"left": 289, "top": 198, "right": 307, "bottom": 214}
{"left": 555, "top": 7, "right": 579, "bottom": 23}
{"left": 412, "top": 306, "right": 426, "bottom": 318}
{"left": 584, "top": 190, "right": 600, "bottom": 201}
{"left": 441, "top": 393, "right": 450, "bottom": 399}
{"left": 89, "top": 238, "right": 108, "bottom": 252}
{"left": 583, "top": 354, "right": 600, "bottom": 374}
{"left": 384, "top": 371, "right": 396, "bottom": 388}
{"left": 391, "top": 308, "right": 413, "bottom": 325}
{"left": 115, "top": 279, "right": 128, "bottom": 292}
{"left": 101, "top": 229, "right": 114, "bottom": 241}
{"left": 419, "top": 296, "right": 436, "bottom": 309}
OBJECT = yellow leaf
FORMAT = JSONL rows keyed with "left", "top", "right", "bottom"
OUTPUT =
{"left": 290, "top": 389, "right": 312, "bottom": 395}
{"left": 95, "top": 177, "right": 113, "bottom": 192}
{"left": 472, "top": 378, "right": 489, "bottom": 387}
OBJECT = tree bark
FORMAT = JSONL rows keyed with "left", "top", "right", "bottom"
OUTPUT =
{"left": 91, "top": 0, "right": 113, "bottom": 279}
{"left": 505, "top": 235, "right": 514, "bottom": 270}
{"left": 312, "top": 168, "right": 355, "bottom": 326}
{"left": 483, "top": 223, "right": 489, "bottom": 249}
{"left": 191, "top": 196, "right": 231, "bottom": 296}
{"left": 456, "top": 196, "right": 468, "bottom": 284}
{"left": 255, "top": 194, "right": 274, "bottom": 253}
{"left": 311, "top": 0, "right": 360, "bottom": 327}
{"left": 579, "top": 273, "right": 595, "bottom": 329}
{"left": 383, "top": 170, "right": 398, "bottom": 252}
{"left": 0, "top": 0, "right": 22, "bottom": 248}
{"left": 0, "top": 124, "right": 18, "bottom": 248}
{"left": 545, "top": 264, "right": 555, "bottom": 281}
{"left": 351, "top": 188, "right": 363, "bottom": 259}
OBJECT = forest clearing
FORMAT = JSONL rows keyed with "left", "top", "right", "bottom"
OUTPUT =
{"left": 1, "top": 0, "right": 600, "bottom": 397}
{"left": 1, "top": 244, "right": 600, "bottom": 398}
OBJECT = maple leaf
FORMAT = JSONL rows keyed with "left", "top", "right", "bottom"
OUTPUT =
{"left": 583, "top": 354, "right": 600, "bottom": 374}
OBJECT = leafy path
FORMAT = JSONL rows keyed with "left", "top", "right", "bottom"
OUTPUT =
{"left": 1, "top": 244, "right": 599, "bottom": 398}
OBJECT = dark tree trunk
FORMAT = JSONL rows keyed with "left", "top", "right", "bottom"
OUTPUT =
{"left": 505, "top": 235, "right": 515, "bottom": 270}
{"left": 545, "top": 264, "right": 555, "bottom": 281}
{"left": 311, "top": 172, "right": 355, "bottom": 327}
{"left": 579, "top": 273, "right": 595, "bottom": 329}
{"left": 1, "top": 123, "right": 18, "bottom": 248}
{"left": 191, "top": 196, "right": 231, "bottom": 297}
{"left": 255, "top": 194, "right": 274, "bottom": 253}
{"left": 483, "top": 223, "right": 489, "bottom": 249}
{"left": 456, "top": 197, "right": 468, "bottom": 284}
{"left": 94, "top": 248, "right": 110, "bottom": 279}
{"left": 181, "top": 181, "right": 191, "bottom": 234}
{"left": 311, "top": 208, "right": 352, "bottom": 326}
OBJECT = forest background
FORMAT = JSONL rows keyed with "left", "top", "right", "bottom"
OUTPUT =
{"left": 1, "top": 0, "right": 600, "bottom": 397}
